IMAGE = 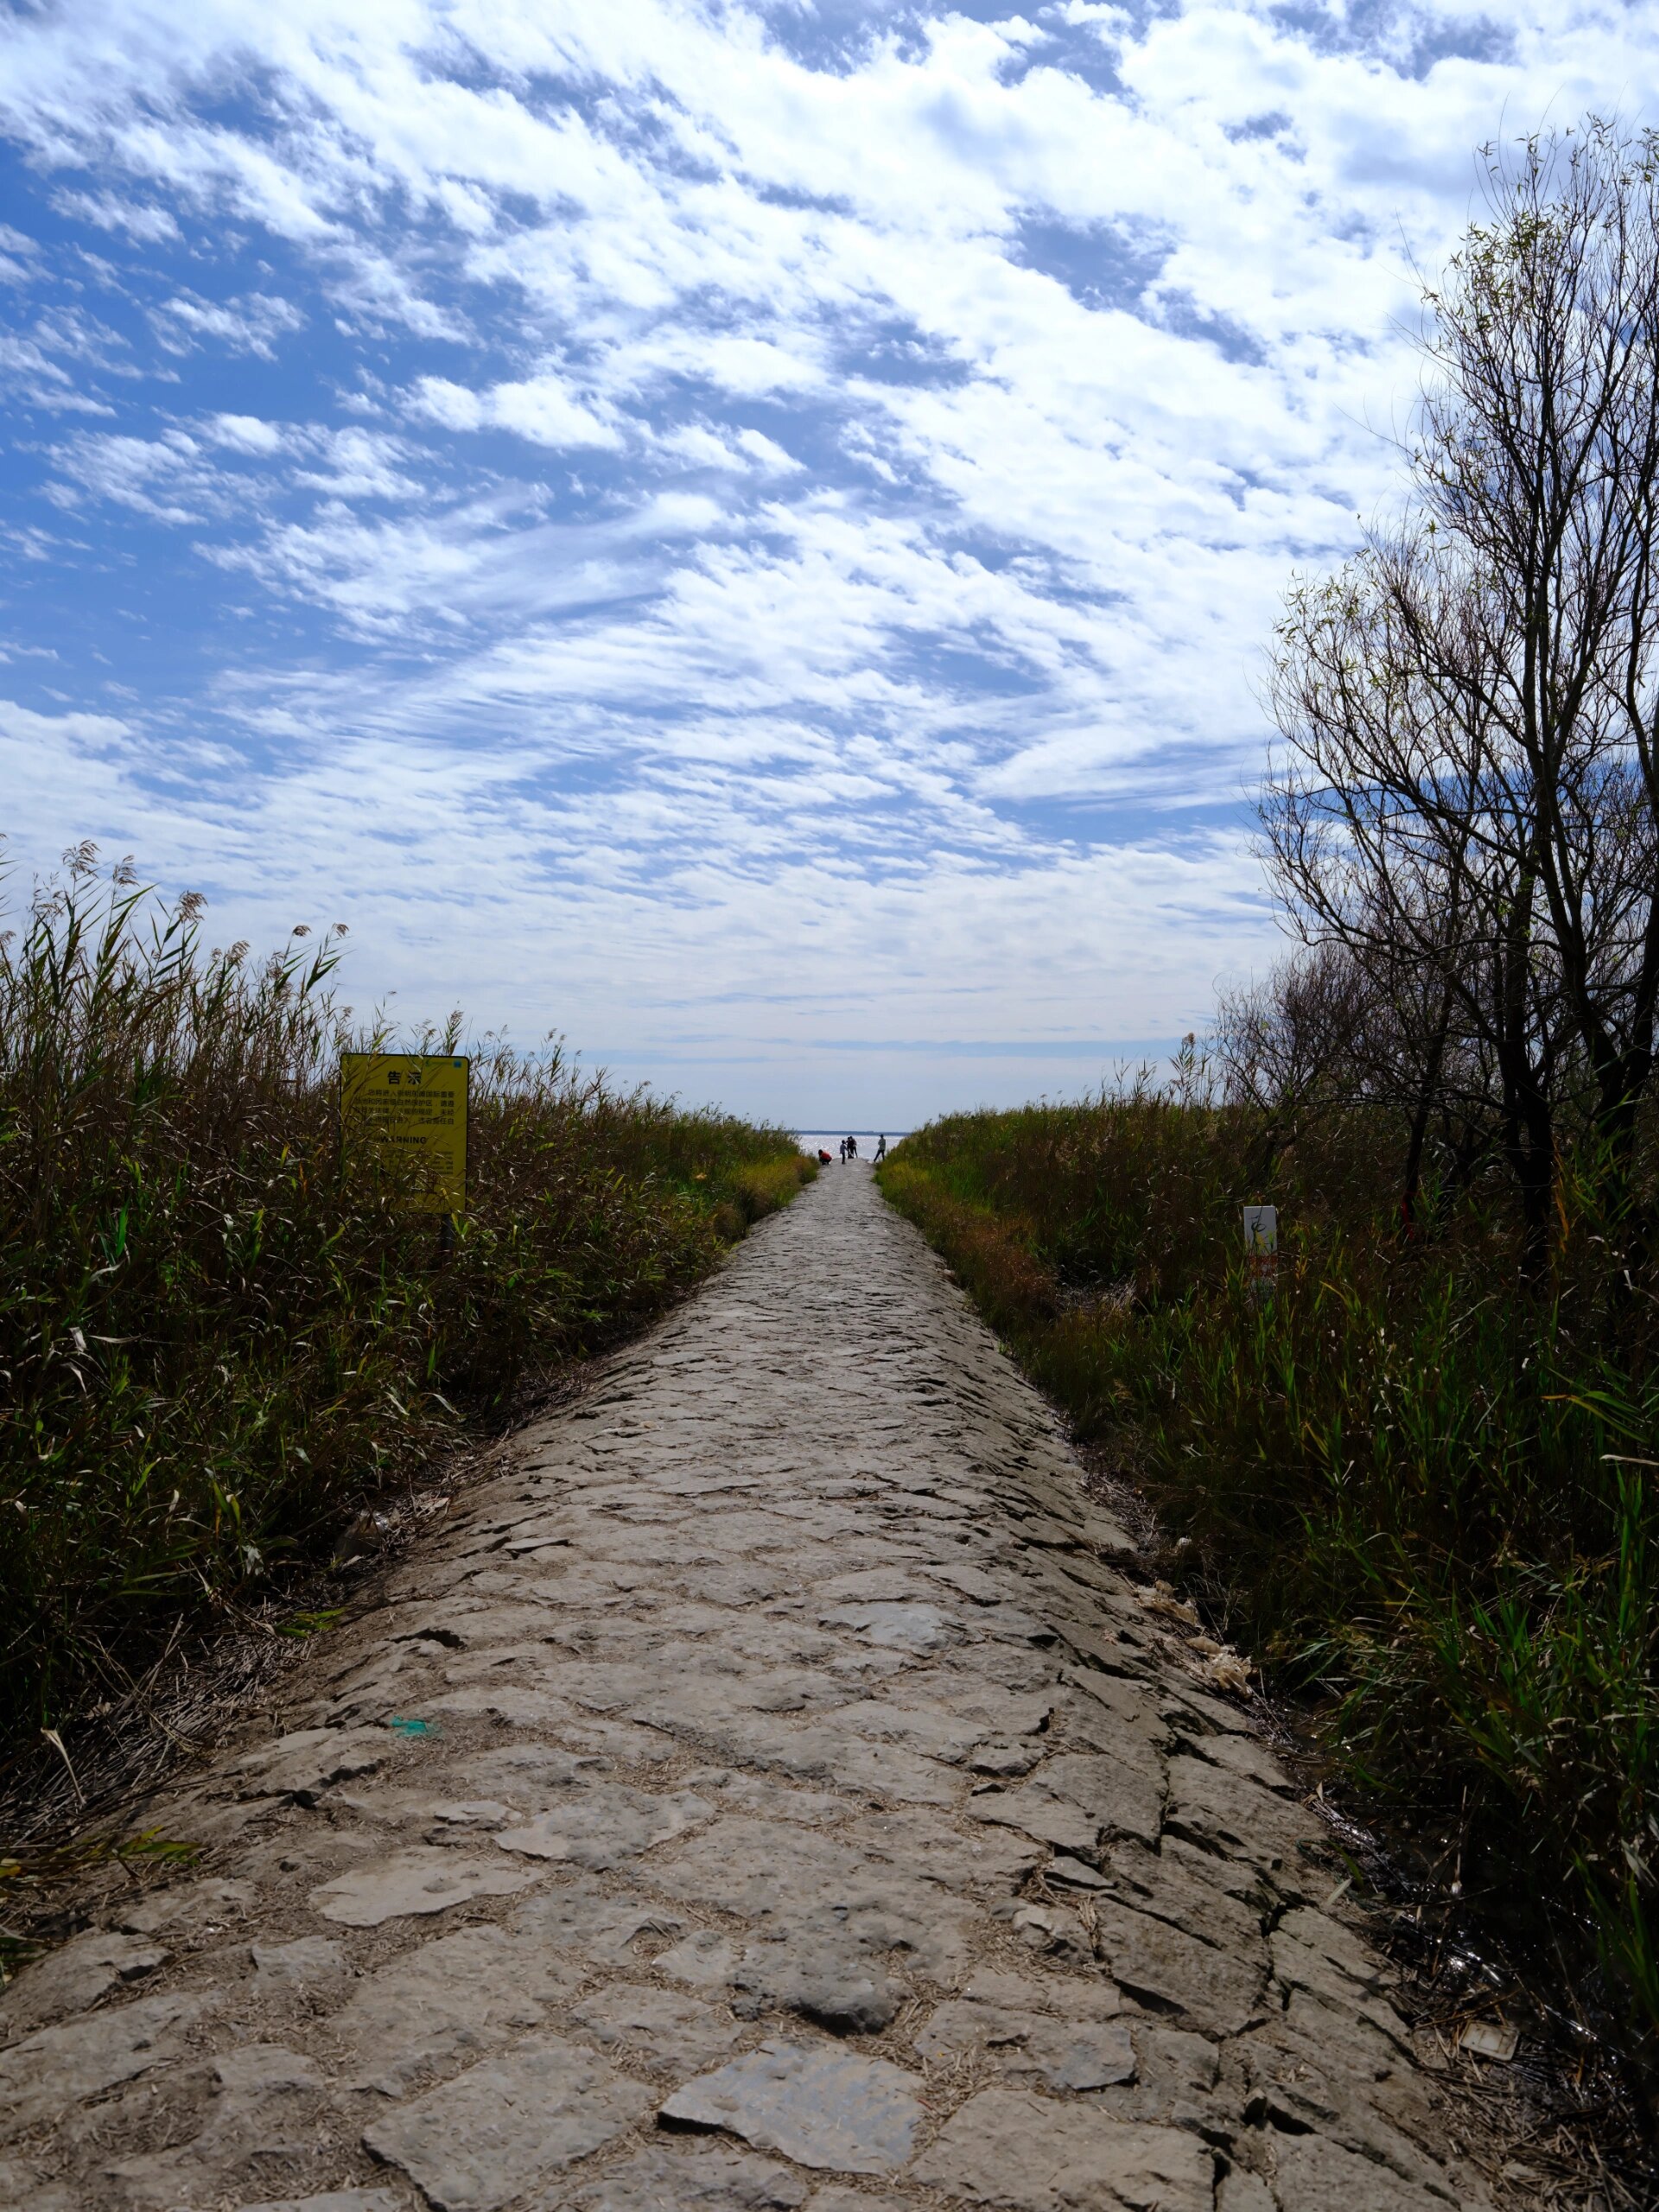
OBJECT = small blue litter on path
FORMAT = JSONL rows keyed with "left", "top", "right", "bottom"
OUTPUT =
{"left": 387, "top": 1717, "right": 437, "bottom": 1736}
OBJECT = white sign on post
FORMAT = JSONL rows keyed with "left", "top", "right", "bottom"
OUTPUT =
{"left": 1243, "top": 1205, "right": 1278, "bottom": 1302}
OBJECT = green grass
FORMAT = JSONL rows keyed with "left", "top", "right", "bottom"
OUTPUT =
{"left": 0, "top": 861, "right": 813, "bottom": 1741}
{"left": 881, "top": 1096, "right": 1659, "bottom": 2069}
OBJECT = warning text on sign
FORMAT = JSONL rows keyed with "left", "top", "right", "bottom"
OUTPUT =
{"left": 340, "top": 1053, "right": 469, "bottom": 1212}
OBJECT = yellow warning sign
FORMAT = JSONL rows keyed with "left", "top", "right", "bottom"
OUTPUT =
{"left": 340, "top": 1053, "right": 469, "bottom": 1212}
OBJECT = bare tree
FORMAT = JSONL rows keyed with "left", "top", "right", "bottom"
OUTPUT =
{"left": 1266, "top": 529, "right": 1565, "bottom": 1255}
{"left": 1216, "top": 944, "right": 1370, "bottom": 1155}
{"left": 1262, "top": 122, "right": 1659, "bottom": 1269}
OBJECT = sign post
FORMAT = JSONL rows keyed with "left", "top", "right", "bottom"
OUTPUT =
{"left": 1243, "top": 1204, "right": 1277, "bottom": 1305}
{"left": 340, "top": 1054, "right": 469, "bottom": 1219}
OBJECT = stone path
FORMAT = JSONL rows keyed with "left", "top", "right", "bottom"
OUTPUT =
{"left": 2, "top": 1166, "right": 1490, "bottom": 2212}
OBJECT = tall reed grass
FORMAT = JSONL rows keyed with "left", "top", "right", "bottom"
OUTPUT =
{"left": 881, "top": 1093, "right": 1659, "bottom": 2070}
{"left": 0, "top": 855, "right": 811, "bottom": 1740}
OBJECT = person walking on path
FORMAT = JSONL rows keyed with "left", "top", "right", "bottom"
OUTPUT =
{"left": 874, "top": 1134, "right": 887, "bottom": 1162}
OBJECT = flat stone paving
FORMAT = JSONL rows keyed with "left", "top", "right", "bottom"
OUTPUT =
{"left": 1, "top": 1166, "right": 1491, "bottom": 2212}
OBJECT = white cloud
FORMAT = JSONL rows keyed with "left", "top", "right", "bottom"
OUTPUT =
{"left": 207, "top": 411, "right": 284, "bottom": 454}
{"left": 0, "top": 696, "right": 131, "bottom": 749}
{"left": 407, "top": 375, "right": 485, "bottom": 431}
{"left": 152, "top": 289, "right": 304, "bottom": 359}
{"left": 408, "top": 372, "right": 619, "bottom": 448}
{"left": 0, "top": 332, "right": 115, "bottom": 413}
{"left": 734, "top": 429, "right": 802, "bottom": 474}
{"left": 652, "top": 422, "right": 802, "bottom": 474}
{"left": 45, "top": 429, "right": 218, "bottom": 521}
{"left": 294, "top": 425, "right": 422, "bottom": 499}
{"left": 480, "top": 375, "right": 620, "bottom": 449}
{"left": 2, "top": 0, "right": 1657, "bottom": 1116}
{"left": 52, "top": 187, "right": 180, "bottom": 242}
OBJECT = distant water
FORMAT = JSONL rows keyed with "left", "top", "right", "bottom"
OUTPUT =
{"left": 796, "top": 1130, "right": 910, "bottom": 1154}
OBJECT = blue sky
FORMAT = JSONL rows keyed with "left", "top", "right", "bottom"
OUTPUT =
{"left": 4, "top": 0, "right": 1658, "bottom": 1127}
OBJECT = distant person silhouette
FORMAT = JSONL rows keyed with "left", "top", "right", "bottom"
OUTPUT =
{"left": 874, "top": 1135, "right": 887, "bottom": 1162}
{"left": 847, "top": 1135, "right": 858, "bottom": 1160}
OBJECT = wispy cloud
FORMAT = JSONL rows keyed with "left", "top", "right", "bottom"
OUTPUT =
{"left": 51, "top": 187, "right": 181, "bottom": 243}
{"left": 151, "top": 289, "right": 305, "bottom": 359}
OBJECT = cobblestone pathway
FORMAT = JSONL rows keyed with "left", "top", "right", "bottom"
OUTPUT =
{"left": 3, "top": 1166, "right": 1490, "bottom": 2212}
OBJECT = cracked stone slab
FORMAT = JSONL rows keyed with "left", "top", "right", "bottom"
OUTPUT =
{"left": 511, "top": 1882, "right": 685, "bottom": 1965}
{"left": 855, "top": 1810, "right": 1043, "bottom": 1891}
{"left": 825, "top": 1696, "right": 987, "bottom": 1762}
{"left": 1242, "top": 2018, "right": 1454, "bottom": 2191}
{"left": 1039, "top": 1750, "right": 1166, "bottom": 1849}
{"left": 730, "top": 1920, "right": 901, "bottom": 2033}
{"left": 494, "top": 1782, "right": 713, "bottom": 1868}
{"left": 0, "top": 1929, "right": 168, "bottom": 2041}
{"left": 226, "top": 1726, "right": 391, "bottom": 1802}
{"left": 820, "top": 1601, "right": 965, "bottom": 1651}
{"left": 0, "top": 1993, "right": 197, "bottom": 2141}
{"left": 114, "top": 1878, "right": 254, "bottom": 1936}
{"left": 1270, "top": 2133, "right": 1459, "bottom": 2210}
{"left": 1086, "top": 1897, "right": 1267, "bottom": 2037}
{"left": 652, "top": 1818, "right": 973, "bottom": 1983}
{"left": 969, "top": 1781, "right": 1100, "bottom": 1856}
{"left": 652, "top": 1905, "right": 912, "bottom": 2033}
{"left": 1216, "top": 2180, "right": 1277, "bottom": 2212}
{"left": 1162, "top": 1752, "right": 1315, "bottom": 1871}
{"left": 569, "top": 2144, "right": 810, "bottom": 2212}
{"left": 1105, "top": 1837, "right": 1272, "bottom": 1957}
{"left": 968, "top": 1740, "right": 1043, "bottom": 1776}
{"left": 395, "top": 1600, "right": 563, "bottom": 1645}
{"left": 764, "top": 1727, "right": 958, "bottom": 1805}
{"left": 910, "top": 2088, "right": 1214, "bottom": 2212}
{"left": 1271, "top": 1904, "right": 1394, "bottom": 2007}
{"left": 658, "top": 1928, "right": 743, "bottom": 1990}
{"left": 999, "top": 1898, "right": 1095, "bottom": 1964}
{"left": 426, "top": 1684, "right": 581, "bottom": 1731}
{"left": 626, "top": 1698, "right": 958, "bottom": 1807}
{"left": 105, "top": 2044, "right": 329, "bottom": 2207}
{"left": 361, "top": 2035, "right": 655, "bottom": 2212}
{"left": 661, "top": 2037, "right": 925, "bottom": 2173}
{"left": 815, "top": 1569, "right": 942, "bottom": 1605}
{"left": 914, "top": 1998, "right": 1136, "bottom": 2090}
{"left": 250, "top": 1936, "right": 350, "bottom": 1993}
{"left": 450, "top": 1744, "right": 621, "bottom": 1800}
{"left": 1188, "top": 1726, "right": 1300, "bottom": 1793}
{"left": 1141, "top": 2014, "right": 1222, "bottom": 2084}
{"left": 334, "top": 1924, "right": 562, "bottom": 2094}
{"left": 959, "top": 1967, "right": 1122, "bottom": 2015}
{"left": 309, "top": 1847, "right": 537, "bottom": 1926}
{"left": 683, "top": 1768, "right": 851, "bottom": 1826}
{"left": 570, "top": 1983, "right": 741, "bottom": 2073}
